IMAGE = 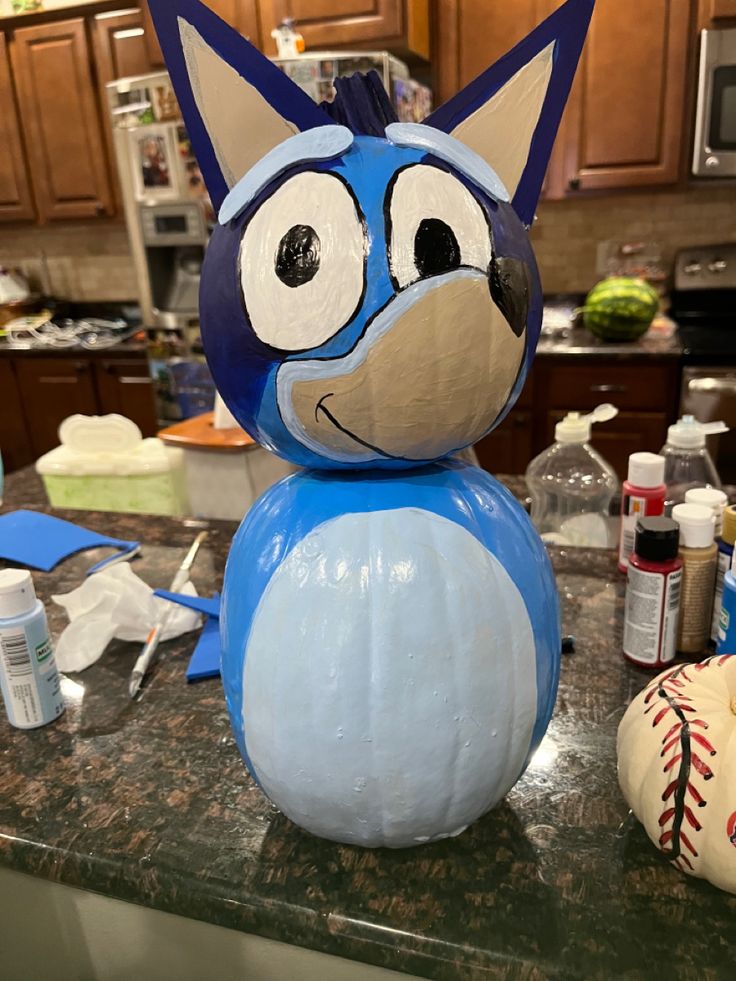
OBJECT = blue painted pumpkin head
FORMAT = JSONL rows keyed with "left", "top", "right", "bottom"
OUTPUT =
{"left": 149, "top": 0, "right": 594, "bottom": 469}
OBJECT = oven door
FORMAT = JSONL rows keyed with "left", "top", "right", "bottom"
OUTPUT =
{"left": 693, "top": 29, "right": 736, "bottom": 177}
{"left": 681, "top": 367, "right": 736, "bottom": 484}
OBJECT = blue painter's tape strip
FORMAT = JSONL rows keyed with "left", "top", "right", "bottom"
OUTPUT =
{"left": 385, "top": 123, "right": 509, "bottom": 203}
{"left": 219, "top": 125, "right": 354, "bottom": 224}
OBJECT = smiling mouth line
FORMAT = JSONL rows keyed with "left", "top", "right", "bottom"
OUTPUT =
{"left": 314, "top": 393, "right": 403, "bottom": 460}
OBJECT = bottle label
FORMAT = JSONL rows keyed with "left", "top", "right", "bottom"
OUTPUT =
{"left": 678, "top": 557, "right": 717, "bottom": 654}
{"left": 619, "top": 494, "right": 655, "bottom": 567}
{"left": 624, "top": 566, "right": 682, "bottom": 665}
{"left": 711, "top": 551, "right": 730, "bottom": 643}
{"left": 0, "top": 616, "right": 64, "bottom": 729}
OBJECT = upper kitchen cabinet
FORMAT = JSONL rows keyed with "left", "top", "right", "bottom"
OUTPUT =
{"left": 554, "top": 0, "right": 693, "bottom": 193}
{"left": 259, "top": 0, "right": 429, "bottom": 59}
{"left": 141, "top": 1, "right": 262, "bottom": 65}
{"left": 0, "top": 33, "right": 34, "bottom": 222}
{"left": 10, "top": 18, "right": 114, "bottom": 221}
{"left": 92, "top": 7, "right": 152, "bottom": 83}
{"left": 704, "top": 0, "right": 736, "bottom": 20}
{"left": 433, "top": 0, "right": 546, "bottom": 105}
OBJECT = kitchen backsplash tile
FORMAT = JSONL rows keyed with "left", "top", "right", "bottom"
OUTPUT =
{"left": 532, "top": 186, "right": 736, "bottom": 293}
{"left": 0, "top": 187, "right": 734, "bottom": 304}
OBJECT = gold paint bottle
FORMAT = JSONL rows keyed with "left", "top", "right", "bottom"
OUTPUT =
{"left": 672, "top": 503, "right": 718, "bottom": 656}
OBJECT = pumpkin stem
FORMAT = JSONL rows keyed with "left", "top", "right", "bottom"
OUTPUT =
{"left": 731, "top": 695, "right": 736, "bottom": 717}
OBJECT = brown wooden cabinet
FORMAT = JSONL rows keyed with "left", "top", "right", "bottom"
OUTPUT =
{"left": 436, "top": 0, "right": 695, "bottom": 197}
{"left": 434, "top": 0, "right": 545, "bottom": 105}
{"left": 474, "top": 357, "right": 680, "bottom": 478}
{"left": 141, "top": 0, "right": 262, "bottom": 65}
{"left": 14, "top": 358, "right": 99, "bottom": 458}
{"left": 0, "top": 361, "right": 33, "bottom": 473}
{"left": 0, "top": 33, "right": 34, "bottom": 222}
{"left": 260, "top": 0, "right": 428, "bottom": 59}
{"left": 91, "top": 8, "right": 154, "bottom": 208}
{"left": 474, "top": 376, "right": 535, "bottom": 476}
{"left": 5, "top": 350, "right": 157, "bottom": 464}
{"left": 707, "top": 0, "right": 736, "bottom": 18}
{"left": 10, "top": 18, "right": 114, "bottom": 221}
{"left": 555, "top": 0, "right": 693, "bottom": 193}
{"left": 94, "top": 358, "right": 158, "bottom": 436}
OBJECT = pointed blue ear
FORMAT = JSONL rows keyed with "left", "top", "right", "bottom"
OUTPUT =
{"left": 425, "top": 0, "right": 594, "bottom": 226}
{"left": 147, "top": 0, "right": 334, "bottom": 210}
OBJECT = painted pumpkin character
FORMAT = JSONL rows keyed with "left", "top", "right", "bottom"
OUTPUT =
{"left": 149, "top": 0, "right": 594, "bottom": 846}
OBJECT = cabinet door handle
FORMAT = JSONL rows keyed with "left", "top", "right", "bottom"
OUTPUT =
{"left": 688, "top": 377, "right": 736, "bottom": 394}
{"left": 590, "top": 383, "right": 626, "bottom": 393}
{"left": 40, "top": 376, "right": 77, "bottom": 384}
{"left": 117, "top": 376, "right": 151, "bottom": 385}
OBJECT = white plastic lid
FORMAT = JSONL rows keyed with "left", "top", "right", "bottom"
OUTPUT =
{"left": 672, "top": 503, "right": 716, "bottom": 548}
{"left": 666, "top": 415, "right": 729, "bottom": 448}
{"left": 35, "top": 414, "right": 173, "bottom": 477}
{"left": 555, "top": 403, "right": 618, "bottom": 443}
{"left": 685, "top": 487, "right": 728, "bottom": 535}
{"left": 0, "top": 569, "right": 37, "bottom": 619}
{"left": 627, "top": 452, "right": 665, "bottom": 488}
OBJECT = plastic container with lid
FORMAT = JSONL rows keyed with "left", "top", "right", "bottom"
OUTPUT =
{"left": 660, "top": 415, "right": 728, "bottom": 509}
{"left": 0, "top": 569, "right": 64, "bottom": 729}
{"left": 672, "top": 502, "right": 718, "bottom": 655}
{"left": 526, "top": 403, "right": 619, "bottom": 547}
{"left": 35, "top": 414, "right": 189, "bottom": 516}
{"left": 157, "top": 407, "right": 296, "bottom": 521}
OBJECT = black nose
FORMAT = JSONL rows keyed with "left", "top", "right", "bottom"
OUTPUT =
{"left": 413, "top": 218, "right": 461, "bottom": 279}
{"left": 489, "top": 255, "right": 530, "bottom": 337}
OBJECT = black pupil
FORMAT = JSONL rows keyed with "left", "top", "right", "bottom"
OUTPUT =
{"left": 275, "top": 224, "right": 320, "bottom": 288}
{"left": 413, "top": 218, "right": 461, "bottom": 279}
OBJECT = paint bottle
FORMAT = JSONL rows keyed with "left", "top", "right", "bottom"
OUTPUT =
{"left": 671, "top": 503, "right": 718, "bottom": 656}
{"left": 0, "top": 569, "right": 65, "bottom": 729}
{"left": 709, "top": 504, "right": 736, "bottom": 644}
{"left": 618, "top": 452, "right": 666, "bottom": 572}
{"left": 684, "top": 486, "right": 728, "bottom": 537}
{"left": 623, "top": 517, "right": 682, "bottom": 669}
{"left": 716, "top": 548, "right": 736, "bottom": 655}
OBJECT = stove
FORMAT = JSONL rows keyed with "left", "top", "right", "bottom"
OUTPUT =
{"left": 670, "top": 243, "right": 736, "bottom": 482}
{"left": 671, "top": 243, "right": 736, "bottom": 362}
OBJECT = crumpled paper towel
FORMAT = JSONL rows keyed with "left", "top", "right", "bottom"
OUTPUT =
{"left": 52, "top": 563, "right": 201, "bottom": 672}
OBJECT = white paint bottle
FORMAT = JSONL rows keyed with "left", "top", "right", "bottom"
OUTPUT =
{"left": 0, "top": 570, "right": 65, "bottom": 729}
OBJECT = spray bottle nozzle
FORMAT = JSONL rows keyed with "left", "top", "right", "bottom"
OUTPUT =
{"left": 555, "top": 403, "right": 619, "bottom": 443}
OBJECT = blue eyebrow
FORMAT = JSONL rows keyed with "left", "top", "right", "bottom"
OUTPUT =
{"left": 218, "top": 125, "right": 354, "bottom": 224}
{"left": 385, "top": 123, "right": 510, "bottom": 203}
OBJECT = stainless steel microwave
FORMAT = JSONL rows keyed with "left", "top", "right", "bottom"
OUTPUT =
{"left": 693, "top": 28, "right": 736, "bottom": 177}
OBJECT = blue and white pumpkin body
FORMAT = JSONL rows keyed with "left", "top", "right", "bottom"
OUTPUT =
{"left": 222, "top": 461, "right": 559, "bottom": 847}
{"left": 148, "top": 0, "right": 592, "bottom": 848}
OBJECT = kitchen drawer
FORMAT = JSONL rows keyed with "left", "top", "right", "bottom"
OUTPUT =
{"left": 94, "top": 359, "right": 157, "bottom": 437}
{"left": 541, "top": 363, "right": 677, "bottom": 412}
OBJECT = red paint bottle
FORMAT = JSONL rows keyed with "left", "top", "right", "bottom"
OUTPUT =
{"left": 618, "top": 452, "right": 667, "bottom": 572}
{"left": 623, "top": 517, "right": 682, "bottom": 669}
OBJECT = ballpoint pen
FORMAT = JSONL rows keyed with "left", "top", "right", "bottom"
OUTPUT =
{"left": 128, "top": 531, "right": 208, "bottom": 698}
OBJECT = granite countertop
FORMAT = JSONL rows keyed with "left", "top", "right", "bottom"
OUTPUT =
{"left": 0, "top": 339, "right": 150, "bottom": 359}
{"left": 536, "top": 326, "right": 683, "bottom": 359}
{"left": 1, "top": 469, "right": 735, "bottom": 980}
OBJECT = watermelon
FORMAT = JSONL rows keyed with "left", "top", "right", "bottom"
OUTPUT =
{"left": 582, "top": 277, "right": 659, "bottom": 342}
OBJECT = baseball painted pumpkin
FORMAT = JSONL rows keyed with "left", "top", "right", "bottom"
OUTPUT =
{"left": 618, "top": 655, "right": 736, "bottom": 894}
{"left": 222, "top": 461, "right": 560, "bottom": 847}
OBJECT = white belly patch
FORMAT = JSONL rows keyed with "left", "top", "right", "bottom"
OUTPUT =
{"left": 242, "top": 507, "right": 536, "bottom": 847}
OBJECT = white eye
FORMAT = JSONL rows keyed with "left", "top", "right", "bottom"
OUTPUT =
{"left": 387, "top": 164, "right": 492, "bottom": 289}
{"left": 240, "top": 172, "right": 365, "bottom": 352}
